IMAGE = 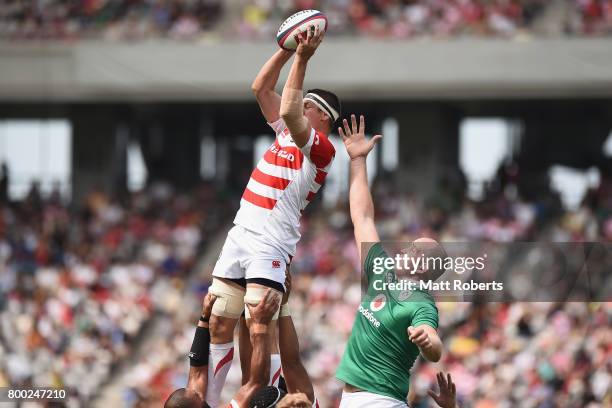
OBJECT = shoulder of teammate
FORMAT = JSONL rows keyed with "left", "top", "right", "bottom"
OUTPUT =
{"left": 299, "top": 129, "right": 335, "bottom": 169}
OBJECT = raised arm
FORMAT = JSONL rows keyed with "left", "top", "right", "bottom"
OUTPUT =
{"left": 188, "top": 293, "right": 216, "bottom": 399}
{"left": 252, "top": 49, "right": 294, "bottom": 123}
{"left": 339, "top": 114, "right": 382, "bottom": 258}
{"left": 233, "top": 289, "right": 280, "bottom": 406}
{"left": 279, "top": 26, "right": 324, "bottom": 147}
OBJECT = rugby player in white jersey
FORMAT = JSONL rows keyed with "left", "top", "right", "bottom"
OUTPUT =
{"left": 205, "top": 26, "right": 340, "bottom": 407}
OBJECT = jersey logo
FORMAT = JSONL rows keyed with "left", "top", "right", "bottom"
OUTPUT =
{"left": 370, "top": 294, "right": 387, "bottom": 312}
{"left": 269, "top": 145, "right": 295, "bottom": 162}
{"left": 272, "top": 260, "right": 282, "bottom": 268}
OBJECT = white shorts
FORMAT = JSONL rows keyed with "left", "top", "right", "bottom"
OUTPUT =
{"left": 339, "top": 391, "right": 408, "bottom": 408}
{"left": 212, "top": 225, "right": 288, "bottom": 288}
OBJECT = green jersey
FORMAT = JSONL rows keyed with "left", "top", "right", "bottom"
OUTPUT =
{"left": 336, "top": 243, "right": 439, "bottom": 402}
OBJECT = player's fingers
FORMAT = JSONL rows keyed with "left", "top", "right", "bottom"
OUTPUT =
{"left": 438, "top": 372, "right": 447, "bottom": 388}
{"left": 371, "top": 134, "right": 382, "bottom": 146}
{"left": 338, "top": 127, "right": 347, "bottom": 140}
{"left": 246, "top": 302, "right": 255, "bottom": 315}
{"left": 359, "top": 115, "right": 365, "bottom": 133}
{"left": 343, "top": 119, "right": 352, "bottom": 137}
{"left": 351, "top": 114, "right": 358, "bottom": 134}
{"left": 413, "top": 331, "right": 427, "bottom": 341}
{"left": 261, "top": 288, "right": 273, "bottom": 304}
{"left": 306, "top": 25, "right": 313, "bottom": 41}
{"left": 451, "top": 382, "right": 456, "bottom": 396}
{"left": 447, "top": 373, "right": 453, "bottom": 389}
{"left": 427, "top": 390, "right": 441, "bottom": 404}
{"left": 409, "top": 327, "right": 424, "bottom": 340}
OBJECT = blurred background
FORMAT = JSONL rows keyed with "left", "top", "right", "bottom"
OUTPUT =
{"left": 0, "top": 0, "right": 611, "bottom": 407}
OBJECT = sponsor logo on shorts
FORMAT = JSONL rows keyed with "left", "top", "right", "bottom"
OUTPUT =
{"left": 272, "top": 260, "right": 282, "bottom": 268}
{"left": 370, "top": 294, "right": 386, "bottom": 312}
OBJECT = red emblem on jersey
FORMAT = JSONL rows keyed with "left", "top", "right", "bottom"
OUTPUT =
{"left": 370, "top": 294, "right": 387, "bottom": 312}
{"left": 272, "top": 260, "right": 281, "bottom": 268}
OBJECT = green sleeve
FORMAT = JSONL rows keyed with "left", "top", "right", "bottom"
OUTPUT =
{"left": 363, "top": 242, "right": 389, "bottom": 282}
{"left": 412, "top": 301, "right": 439, "bottom": 329}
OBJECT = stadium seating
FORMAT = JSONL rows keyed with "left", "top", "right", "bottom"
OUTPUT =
{"left": 115, "top": 169, "right": 612, "bottom": 407}
{"left": 1, "top": 0, "right": 612, "bottom": 41}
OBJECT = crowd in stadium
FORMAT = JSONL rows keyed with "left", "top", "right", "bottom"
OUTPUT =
{"left": 1, "top": 0, "right": 612, "bottom": 41}
{"left": 112, "top": 165, "right": 611, "bottom": 407}
{"left": 0, "top": 181, "right": 234, "bottom": 405}
{"left": 0, "top": 161, "right": 610, "bottom": 407}
{"left": 0, "top": 0, "right": 224, "bottom": 40}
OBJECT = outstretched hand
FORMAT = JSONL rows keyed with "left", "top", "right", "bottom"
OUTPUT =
{"left": 339, "top": 114, "right": 382, "bottom": 160}
{"left": 428, "top": 372, "right": 457, "bottom": 408}
{"left": 295, "top": 24, "right": 324, "bottom": 60}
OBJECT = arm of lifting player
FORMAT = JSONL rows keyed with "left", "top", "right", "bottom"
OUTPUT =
{"left": 233, "top": 290, "right": 280, "bottom": 406}
{"left": 185, "top": 293, "right": 217, "bottom": 400}
{"left": 278, "top": 272, "right": 315, "bottom": 403}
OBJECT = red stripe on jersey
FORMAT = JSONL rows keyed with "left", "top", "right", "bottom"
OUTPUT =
{"left": 214, "top": 348, "right": 234, "bottom": 375}
{"left": 306, "top": 191, "right": 316, "bottom": 202}
{"left": 243, "top": 188, "right": 277, "bottom": 209}
{"left": 251, "top": 167, "right": 290, "bottom": 190}
{"left": 263, "top": 143, "right": 303, "bottom": 169}
{"left": 271, "top": 367, "right": 282, "bottom": 386}
{"left": 315, "top": 169, "right": 327, "bottom": 185}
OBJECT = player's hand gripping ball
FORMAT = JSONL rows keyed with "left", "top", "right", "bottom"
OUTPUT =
{"left": 276, "top": 9, "right": 327, "bottom": 51}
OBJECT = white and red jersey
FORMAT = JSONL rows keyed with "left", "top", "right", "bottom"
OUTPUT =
{"left": 233, "top": 118, "right": 335, "bottom": 257}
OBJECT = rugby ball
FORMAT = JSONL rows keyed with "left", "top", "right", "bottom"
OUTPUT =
{"left": 276, "top": 10, "right": 327, "bottom": 51}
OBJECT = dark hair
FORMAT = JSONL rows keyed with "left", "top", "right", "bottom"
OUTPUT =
{"left": 164, "top": 388, "right": 202, "bottom": 408}
{"left": 306, "top": 88, "right": 341, "bottom": 128}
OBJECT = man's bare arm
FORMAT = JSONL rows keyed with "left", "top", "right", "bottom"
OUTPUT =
{"left": 233, "top": 290, "right": 280, "bottom": 405}
{"left": 185, "top": 293, "right": 217, "bottom": 399}
{"left": 252, "top": 49, "right": 294, "bottom": 123}
{"left": 280, "top": 26, "right": 323, "bottom": 147}
{"left": 278, "top": 272, "right": 315, "bottom": 403}
{"left": 340, "top": 114, "right": 382, "bottom": 258}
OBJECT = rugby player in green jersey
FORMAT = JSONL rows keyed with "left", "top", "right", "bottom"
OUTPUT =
{"left": 335, "top": 114, "right": 445, "bottom": 408}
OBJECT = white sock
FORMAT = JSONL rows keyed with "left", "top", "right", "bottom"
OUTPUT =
{"left": 206, "top": 342, "right": 234, "bottom": 408}
{"left": 269, "top": 353, "right": 282, "bottom": 386}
